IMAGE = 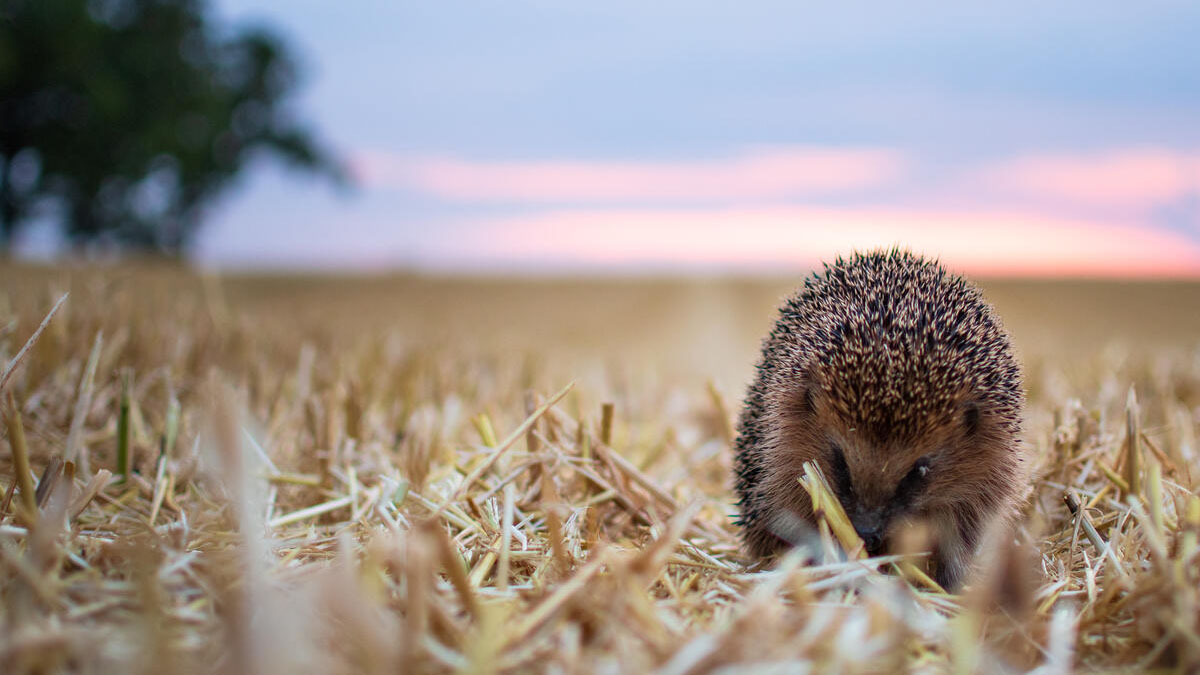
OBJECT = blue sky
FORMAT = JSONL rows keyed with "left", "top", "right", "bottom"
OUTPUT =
{"left": 196, "top": 1, "right": 1200, "bottom": 275}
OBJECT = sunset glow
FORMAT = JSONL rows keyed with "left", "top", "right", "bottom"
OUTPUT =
{"left": 422, "top": 206, "right": 1200, "bottom": 278}
{"left": 968, "top": 148, "right": 1200, "bottom": 215}
{"left": 339, "top": 146, "right": 1200, "bottom": 278}
{"left": 351, "top": 147, "right": 907, "bottom": 202}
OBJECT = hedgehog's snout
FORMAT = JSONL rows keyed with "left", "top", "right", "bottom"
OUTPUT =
{"left": 850, "top": 509, "right": 886, "bottom": 556}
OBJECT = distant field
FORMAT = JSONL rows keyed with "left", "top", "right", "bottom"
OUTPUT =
{"left": 0, "top": 263, "right": 1198, "bottom": 672}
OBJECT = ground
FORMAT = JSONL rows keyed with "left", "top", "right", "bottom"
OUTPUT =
{"left": 0, "top": 264, "right": 1198, "bottom": 673}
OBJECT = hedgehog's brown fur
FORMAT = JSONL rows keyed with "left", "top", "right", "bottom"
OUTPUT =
{"left": 734, "top": 248, "right": 1026, "bottom": 589}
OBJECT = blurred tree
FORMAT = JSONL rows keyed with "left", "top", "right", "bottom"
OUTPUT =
{"left": 0, "top": 0, "right": 343, "bottom": 254}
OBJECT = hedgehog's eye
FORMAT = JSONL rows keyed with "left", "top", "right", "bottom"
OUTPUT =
{"left": 908, "top": 456, "right": 931, "bottom": 481}
{"left": 963, "top": 403, "right": 981, "bottom": 436}
{"left": 827, "top": 442, "right": 854, "bottom": 499}
{"left": 896, "top": 456, "right": 931, "bottom": 502}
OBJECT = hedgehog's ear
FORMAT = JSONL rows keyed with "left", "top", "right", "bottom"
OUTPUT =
{"left": 797, "top": 381, "right": 815, "bottom": 414}
{"left": 962, "top": 401, "right": 981, "bottom": 436}
{"left": 795, "top": 366, "right": 824, "bottom": 414}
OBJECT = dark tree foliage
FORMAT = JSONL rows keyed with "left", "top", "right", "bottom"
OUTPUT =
{"left": 0, "top": 0, "right": 343, "bottom": 253}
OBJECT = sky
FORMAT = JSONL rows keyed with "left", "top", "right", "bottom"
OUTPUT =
{"left": 192, "top": 1, "right": 1200, "bottom": 277}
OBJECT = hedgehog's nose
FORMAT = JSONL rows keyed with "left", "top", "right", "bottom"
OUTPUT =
{"left": 851, "top": 513, "right": 886, "bottom": 556}
{"left": 857, "top": 527, "right": 884, "bottom": 555}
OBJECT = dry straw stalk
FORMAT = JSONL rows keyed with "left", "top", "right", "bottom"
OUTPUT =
{"left": 0, "top": 268, "right": 1198, "bottom": 673}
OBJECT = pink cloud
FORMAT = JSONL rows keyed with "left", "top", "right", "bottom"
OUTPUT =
{"left": 431, "top": 207, "right": 1200, "bottom": 278}
{"left": 346, "top": 144, "right": 1200, "bottom": 277}
{"left": 966, "top": 148, "right": 1200, "bottom": 214}
{"left": 351, "top": 147, "right": 907, "bottom": 202}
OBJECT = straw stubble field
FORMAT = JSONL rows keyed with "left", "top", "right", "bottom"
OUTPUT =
{"left": 0, "top": 264, "right": 1198, "bottom": 673}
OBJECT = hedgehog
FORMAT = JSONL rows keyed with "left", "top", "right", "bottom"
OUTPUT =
{"left": 733, "top": 248, "right": 1025, "bottom": 590}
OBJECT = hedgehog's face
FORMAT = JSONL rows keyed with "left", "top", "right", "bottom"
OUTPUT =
{"left": 815, "top": 398, "right": 986, "bottom": 556}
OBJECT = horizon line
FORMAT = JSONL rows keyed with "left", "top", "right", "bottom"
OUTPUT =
{"left": 6, "top": 254, "right": 1200, "bottom": 283}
